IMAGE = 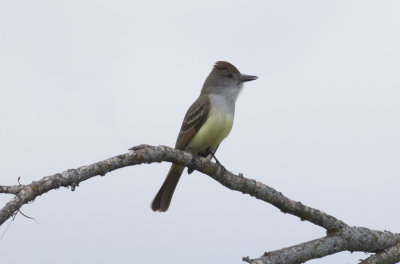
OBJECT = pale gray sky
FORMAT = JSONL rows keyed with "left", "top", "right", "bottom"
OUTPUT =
{"left": 1, "top": 1, "right": 399, "bottom": 263}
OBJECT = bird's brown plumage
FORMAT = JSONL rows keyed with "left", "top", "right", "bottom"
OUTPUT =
{"left": 151, "top": 61, "right": 257, "bottom": 212}
{"left": 151, "top": 95, "right": 211, "bottom": 212}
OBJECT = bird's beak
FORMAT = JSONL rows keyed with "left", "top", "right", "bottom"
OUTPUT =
{"left": 240, "top": 74, "right": 258, "bottom": 83}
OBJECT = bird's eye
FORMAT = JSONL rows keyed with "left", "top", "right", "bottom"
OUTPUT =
{"left": 227, "top": 73, "right": 233, "bottom": 78}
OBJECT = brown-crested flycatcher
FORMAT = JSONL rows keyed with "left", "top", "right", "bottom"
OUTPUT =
{"left": 151, "top": 61, "right": 258, "bottom": 212}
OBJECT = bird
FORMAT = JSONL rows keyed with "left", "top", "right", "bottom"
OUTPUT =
{"left": 151, "top": 61, "right": 258, "bottom": 212}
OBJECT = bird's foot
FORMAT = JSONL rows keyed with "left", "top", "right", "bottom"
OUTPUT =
{"left": 209, "top": 151, "right": 226, "bottom": 171}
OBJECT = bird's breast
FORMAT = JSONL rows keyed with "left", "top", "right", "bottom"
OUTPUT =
{"left": 187, "top": 95, "right": 234, "bottom": 153}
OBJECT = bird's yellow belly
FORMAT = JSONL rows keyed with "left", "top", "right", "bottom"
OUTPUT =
{"left": 187, "top": 108, "right": 234, "bottom": 153}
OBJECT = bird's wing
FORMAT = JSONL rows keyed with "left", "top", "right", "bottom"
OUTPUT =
{"left": 175, "top": 94, "right": 210, "bottom": 150}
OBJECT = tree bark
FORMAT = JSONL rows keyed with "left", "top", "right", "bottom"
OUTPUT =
{"left": 1, "top": 145, "right": 399, "bottom": 264}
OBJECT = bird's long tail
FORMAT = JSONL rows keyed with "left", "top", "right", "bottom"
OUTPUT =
{"left": 151, "top": 165, "right": 185, "bottom": 212}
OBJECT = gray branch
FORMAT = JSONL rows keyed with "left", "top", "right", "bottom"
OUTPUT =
{"left": 1, "top": 144, "right": 399, "bottom": 264}
{"left": 245, "top": 227, "right": 400, "bottom": 264}
{"left": 360, "top": 243, "right": 400, "bottom": 264}
{"left": 0, "top": 185, "right": 24, "bottom": 195}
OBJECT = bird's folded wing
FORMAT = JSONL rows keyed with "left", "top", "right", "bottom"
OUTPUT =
{"left": 175, "top": 94, "right": 210, "bottom": 150}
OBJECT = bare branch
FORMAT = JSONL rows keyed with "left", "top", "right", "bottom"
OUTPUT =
{"left": 360, "top": 243, "right": 400, "bottom": 264}
{"left": 246, "top": 227, "right": 400, "bottom": 264}
{"left": 244, "top": 235, "right": 346, "bottom": 264}
{"left": 0, "top": 185, "right": 24, "bottom": 195}
{"left": 0, "top": 145, "right": 345, "bottom": 231}
{"left": 1, "top": 144, "right": 399, "bottom": 263}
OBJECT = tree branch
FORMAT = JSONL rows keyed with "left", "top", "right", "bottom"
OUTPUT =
{"left": 245, "top": 227, "right": 400, "bottom": 264}
{"left": 359, "top": 243, "right": 400, "bottom": 264}
{"left": 1, "top": 144, "right": 399, "bottom": 263}
{"left": 0, "top": 185, "right": 24, "bottom": 195}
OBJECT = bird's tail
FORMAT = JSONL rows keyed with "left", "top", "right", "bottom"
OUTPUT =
{"left": 151, "top": 165, "right": 185, "bottom": 212}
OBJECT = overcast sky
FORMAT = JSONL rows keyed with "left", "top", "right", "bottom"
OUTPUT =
{"left": 1, "top": 1, "right": 400, "bottom": 263}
